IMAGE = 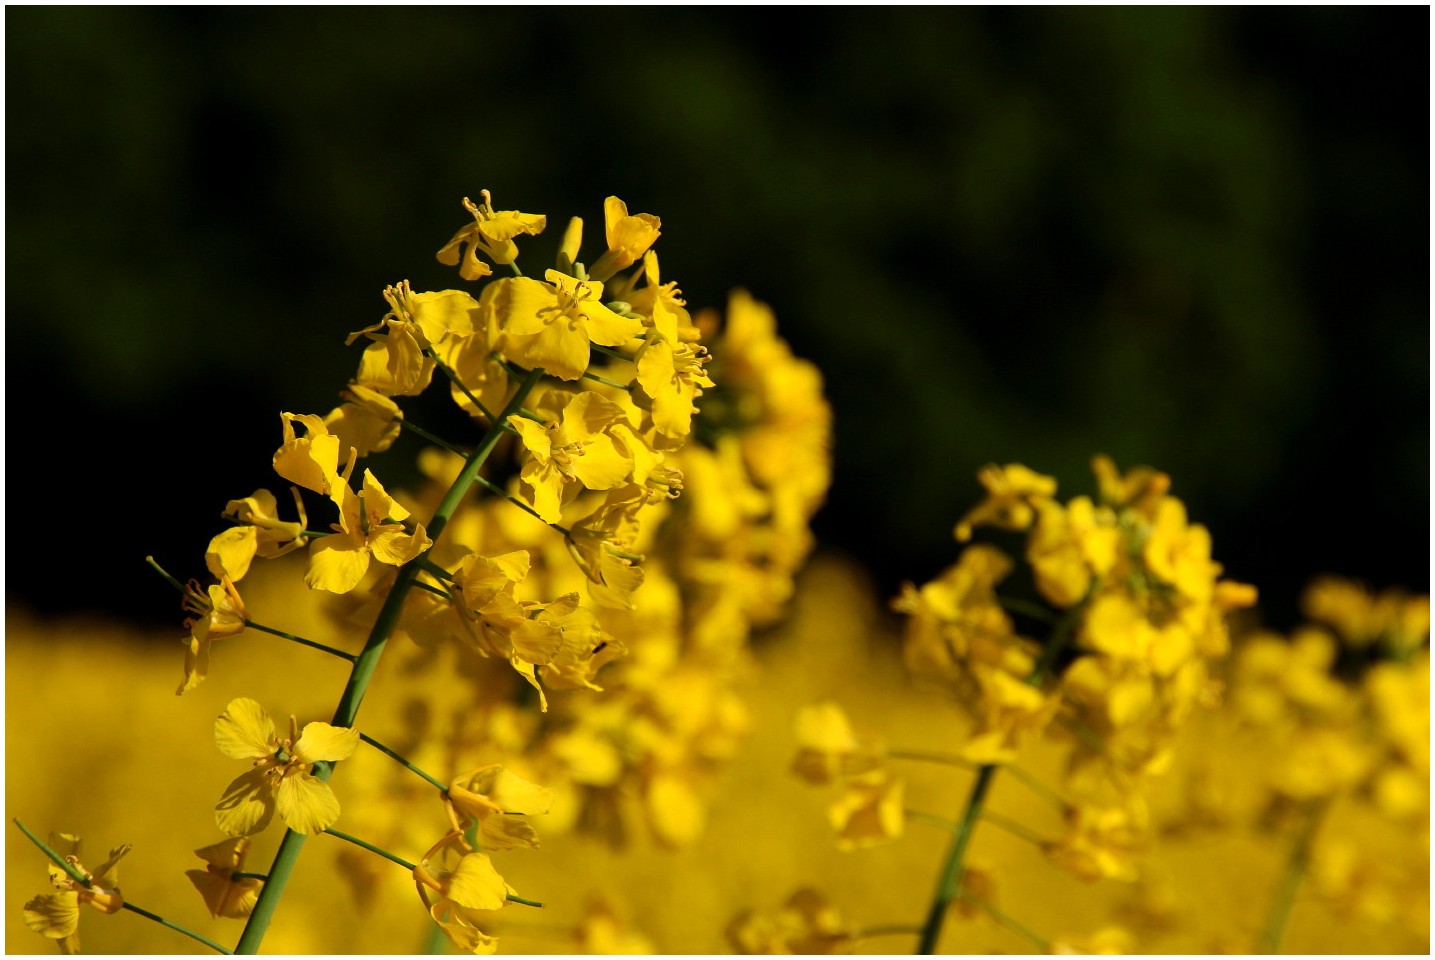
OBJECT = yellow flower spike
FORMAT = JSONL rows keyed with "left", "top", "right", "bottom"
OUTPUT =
{"left": 186, "top": 837, "right": 262, "bottom": 919}
{"left": 587, "top": 196, "right": 661, "bottom": 282}
{"left": 273, "top": 412, "right": 344, "bottom": 496}
{"left": 437, "top": 191, "right": 547, "bottom": 278}
{"left": 23, "top": 833, "right": 130, "bottom": 954}
{"left": 305, "top": 468, "right": 432, "bottom": 594}
{"left": 177, "top": 575, "right": 248, "bottom": 695}
{"left": 213, "top": 697, "right": 359, "bottom": 837}
{"left": 954, "top": 463, "right": 1059, "bottom": 542}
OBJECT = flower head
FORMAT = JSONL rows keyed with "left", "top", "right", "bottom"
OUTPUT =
{"left": 186, "top": 837, "right": 262, "bottom": 919}
{"left": 23, "top": 833, "right": 129, "bottom": 954}
{"left": 213, "top": 697, "right": 359, "bottom": 836}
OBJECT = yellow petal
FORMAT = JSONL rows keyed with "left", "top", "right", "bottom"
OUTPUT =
{"left": 580, "top": 300, "right": 646, "bottom": 348}
{"left": 506, "top": 322, "right": 590, "bottom": 382}
{"left": 447, "top": 852, "right": 508, "bottom": 911}
{"left": 489, "top": 277, "right": 555, "bottom": 337}
{"left": 23, "top": 892, "right": 80, "bottom": 939}
{"left": 178, "top": 633, "right": 212, "bottom": 696}
{"left": 215, "top": 768, "right": 276, "bottom": 837}
{"left": 193, "top": 836, "right": 249, "bottom": 871}
{"left": 295, "top": 721, "right": 360, "bottom": 763}
{"left": 431, "top": 900, "right": 499, "bottom": 954}
{"left": 369, "top": 523, "right": 431, "bottom": 567}
{"left": 276, "top": 774, "right": 341, "bottom": 835}
{"left": 215, "top": 698, "right": 276, "bottom": 759}
{"left": 186, "top": 868, "right": 260, "bottom": 920}
{"left": 206, "top": 526, "right": 257, "bottom": 581}
{"left": 569, "top": 435, "right": 632, "bottom": 492}
{"left": 646, "top": 773, "right": 705, "bottom": 847}
{"left": 305, "top": 536, "right": 371, "bottom": 594}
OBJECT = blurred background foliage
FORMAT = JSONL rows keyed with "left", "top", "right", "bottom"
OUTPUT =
{"left": 7, "top": 6, "right": 1428, "bottom": 631}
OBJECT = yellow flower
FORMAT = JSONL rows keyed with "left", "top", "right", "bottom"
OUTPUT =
{"left": 573, "top": 895, "right": 655, "bottom": 954}
{"left": 828, "top": 770, "right": 905, "bottom": 850}
{"left": 634, "top": 337, "right": 715, "bottom": 438}
{"left": 565, "top": 485, "right": 648, "bottom": 610}
{"left": 306, "top": 468, "right": 433, "bottom": 594}
{"left": 272, "top": 412, "right": 346, "bottom": 497}
{"left": 213, "top": 697, "right": 359, "bottom": 836}
{"left": 23, "top": 833, "right": 129, "bottom": 954}
{"left": 953, "top": 463, "right": 1058, "bottom": 541}
{"left": 486, "top": 271, "right": 645, "bottom": 381}
{"left": 588, "top": 196, "right": 662, "bottom": 282}
{"left": 324, "top": 382, "right": 403, "bottom": 460}
{"left": 727, "top": 888, "right": 855, "bottom": 955}
{"left": 177, "top": 575, "right": 248, "bottom": 695}
{"left": 445, "top": 764, "right": 555, "bottom": 851}
{"left": 413, "top": 831, "right": 511, "bottom": 955}
{"left": 508, "top": 391, "right": 634, "bottom": 523}
{"left": 185, "top": 837, "right": 262, "bottom": 919}
{"left": 791, "top": 701, "right": 885, "bottom": 785}
{"left": 1091, "top": 454, "right": 1169, "bottom": 513}
{"left": 205, "top": 488, "right": 308, "bottom": 581}
{"left": 1027, "top": 496, "right": 1118, "bottom": 608}
{"left": 436, "top": 191, "right": 546, "bottom": 279}
{"left": 1045, "top": 802, "right": 1148, "bottom": 882}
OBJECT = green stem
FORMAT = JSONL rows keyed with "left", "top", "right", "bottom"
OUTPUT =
{"left": 916, "top": 585, "right": 1091, "bottom": 955}
{"left": 231, "top": 872, "right": 268, "bottom": 882}
{"left": 506, "top": 894, "right": 545, "bottom": 908}
{"left": 589, "top": 342, "right": 634, "bottom": 363}
{"left": 917, "top": 765, "right": 998, "bottom": 954}
{"left": 121, "top": 902, "right": 235, "bottom": 954}
{"left": 854, "top": 924, "right": 924, "bottom": 941}
{"left": 997, "top": 596, "right": 1058, "bottom": 624}
{"left": 1258, "top": 801, "right": 1324, "bottom": 954}
{"left": 323, "top": 827, "right": 416, "bottom": 870}
{"left": 144, "top": 556, "right": 187, "bottom": 595}
{"left": 359, "top": 732, "right": 448, "bottom": 792}
{"left": 980, "top": 810, "right": 1046, "bottom": 847}
{"left": 961, "top": 892, "right": 1049, "bottom": 951}
{"left": 234, "top": 368, "right": 546, "bottom": 955}
{"left": 419, "top": 558, "right": 456, "bottom": 582}
{"left": 471, "top": 474, "right": 571, "bottom": 535}
{"left": 1004, "top": 764, "right": 1066, "bottom": 811}
{"left": 906, "top": 809, "right": 958, "bottom": 832}
{"left": 581, "top": 370, "right": 632, "bottom": 391}
{"left": 244, "top": 621, "right": 357, "bottom": 664}
{"left": 413, "top": 579, "right": 455, "bottom": 602}
{"left": 401, "top": 417, "right": 470, "bottom": 457}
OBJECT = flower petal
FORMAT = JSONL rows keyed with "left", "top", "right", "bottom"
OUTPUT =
{"left": 446, "top": 852, "right": 508, "bottom": 911}
{"left": 276, "top": 774, "right": 341, "bottom": 835}
{"left": 215, "top": 698, "right": 276, "bottom": 759}
{"left": 215, "top": 768, "right": 276, "bottom": 837}
{"left": 23, "top": 892, "right": 80, "bottom": 939}
{"left": 305, "top": 536, "right": 371, "bottom": 594}
{"left": 295, "top": 721, "right": 360, "bottom": 763}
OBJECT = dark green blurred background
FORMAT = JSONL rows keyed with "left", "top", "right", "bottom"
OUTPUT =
{"left": 8, "top": 7, "right": 1428, "bottom": 632}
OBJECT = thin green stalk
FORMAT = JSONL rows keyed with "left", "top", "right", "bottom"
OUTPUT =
{"left": 122, "top": 903, "right": 235, "bottom": 955}
{"left": 506, "top": 894, "right": 545, "bottom": 908}
{"left": 231, "top": 872, "right": 268, "bottom": 882}
{"left": 244, "top": 621, "right": 357, "bottom": 664}
{"left": 917, "top": 764, "right": 998, "bottom": 953}
{"left": 413, "top": 579, "right": 455, "bottom": 602}
{"left": 234, "top": 367, "right": 546, "bottom": 955}
{"left": 916, "top": 584, "right": 1091, "bottom": 954}
{"left": 401, "top": 417, "right": 470, "bottom": 457}
{"left": 906, "top": 809, "right": 957, "bottom": 832}
{"left": 960, "top": 892, "right": 1050, "bottom": 951}
{"left": 581, "top": 370, "right": 632, "bottom": 391}
{"left": 589, "top": 342, "right": 633, "bottom": 362}
{"left": 144, "top": 556, "right": 188, "bottom": 595}
{"left": 1258, "top": 801, "right": 1324, "bottom": 954}
{"left": 1004, "top": 763, "right": 1066, "bottom": 810}
{"left": 359, "top": 732, "right": 447, "bottom": 792}
{"left": 471, "top": 474, "right": 571, "bottom": 535}
{"left": 13, "top": 819, "right": 231, "bottom": 955}
{"left": 980, "top": 810, "right": 1045, "bottom": 847}
{"left": 997, "top": 596, "right": 1058, "bottom": 623}
{"left": 854, "top": 924, "right": 924, "bottom": 941}
{"left": 419, "top": 558, "right": 457, "bottom": 581}
{"left": 324, "top": 828, "right": 416, "bottom": 870}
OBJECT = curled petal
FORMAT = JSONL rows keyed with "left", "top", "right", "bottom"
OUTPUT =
{"left": 294, "top": 721, "right": 360, "bottom": 763}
